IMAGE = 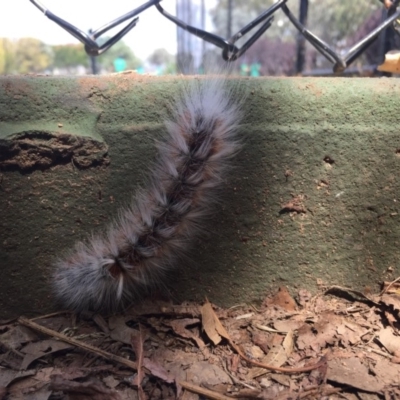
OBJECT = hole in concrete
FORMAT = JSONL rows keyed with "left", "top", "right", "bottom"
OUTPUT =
{"left": 323, "top": 155, "right": 335, "bottom": 164}
{"left": 0, "top": 131, "right": 109, "bottom": 172}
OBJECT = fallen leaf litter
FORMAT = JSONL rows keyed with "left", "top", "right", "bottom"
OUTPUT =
{"left": 1, "top": 283, "right": 400, "bottom": 399}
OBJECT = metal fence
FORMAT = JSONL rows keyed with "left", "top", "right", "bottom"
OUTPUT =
{"left": 29, "top": 0, "right": 400, "bottom": 75}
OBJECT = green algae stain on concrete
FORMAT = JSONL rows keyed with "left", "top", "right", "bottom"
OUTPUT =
{"left": 0, "top": 76, "right": 109, "bottom": 170}
{"left": 0, "top": 76, "right": 102, "bottom": 140}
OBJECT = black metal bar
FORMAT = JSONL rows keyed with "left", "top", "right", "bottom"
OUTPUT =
{"left": 156, "top": 0, "right": 285, "bottom": 62}
{"left": 282, "top": 4, "right": 344, "bottom": 67}
{"left": 223, "top": 17, "right": 274, "bottom": 61}
{"left": 91, "top": 0, "right": 161, "bottom": 38}
{"left": 29, "top": 0, "right": 160, "bottom": 56}
{"left": 228, "top": 0, "right": 288, "bottom": 43}
{"left": 227, "top": 0, "right": 233, "bottom": 38}
{"left": 86, "top": 18, "right": 139, "bottom": 56}
{"left": 155, "top": 3, "right": 237, "bottom": 54}
{"left": 296, "top": 0, "right": 309, "bottom": 74}
{"left": 29, "top": 0, "right": 400, "bottom": 74}
{"left": 344, "top": 7, "right": 400, "bottom": 68}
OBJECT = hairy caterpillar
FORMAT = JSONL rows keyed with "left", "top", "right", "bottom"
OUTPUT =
{"left": 53, "top": 75, "right": 242, "bottom": 313}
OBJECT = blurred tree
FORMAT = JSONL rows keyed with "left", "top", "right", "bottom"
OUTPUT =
{"left": 14, "top": 38, "right": 51, "bottom": 73}
{"left": 97, "top": 39, "right": 141, "bottom": 72}
{"left": 0, "top": 38, "right": 16, "bottom": 74}
{"left": 163, "top": 62, "right": 178, "bottom": 74}
{"left": 211, "top": 0, "right": 296, "bottom": 41}
{"left": 51, "top": 43, "right": 88, "bottom": 70}
{"left": 243, "top": 37, "right": 298, "bottom": 75}
{"left": 148, "top": 48, "right": 175, "bottom": 66}
{"left": 148, "top": 48, "right": 177, "bottom": 74}
{"left": 308, "top": 0, "right": 380, "bottom": 44}
{"left": 212, "top": 0, "right": 383, "bottom": 72}
{"left": 212, "top": 0, "right": 381, "bottom": 43}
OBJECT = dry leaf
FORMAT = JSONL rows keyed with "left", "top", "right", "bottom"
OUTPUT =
{"left": 131, "top": 324, "right": 145, "bottom": 400}
{"left": 281, "top": 330, "right": 294, "bottom": 356}
{"left": 248, "top": 332, "right": 293, "bottom": 379}
{"left": 0, "top": 369, "right": 35, "bottom": 388}
{"left": 381, "top": 293, "right": 400, "bottom": 316}
{"left": 274, "top": 319, "right": 304, "bottom": 333}
{"left": 166, "top": 318, "right": 205, "bottom": 349}
{"left": 108, "top": 316, "right": 139, "bottom": 345}
{"left": 201, "top": 301, "right": 230, "bottom": 345}
{"left": 0, "top": 326, "right": 38, "bottom": 350}
{"left": 20, "top": 339, "right": 73, "bottom": 370}
{"left": 267, "top": 287, "right": 297, "bottom": 311}
{"left": 377, "top": 327, "right": 400, "bottom": 355}
{"left": 143, "top": 358, "right": 174, "bottom": 384}
{"left": 327, "top": 357, "right": 382, "bottom": 393}
{"left": 50, "top": 375, "right": 121, "bottom": 400}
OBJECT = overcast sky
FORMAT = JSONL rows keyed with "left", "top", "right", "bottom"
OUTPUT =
{"left": 0, "top": 0, "right": 184, "bottom": 61}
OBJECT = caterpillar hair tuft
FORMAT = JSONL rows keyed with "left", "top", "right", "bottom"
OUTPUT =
{"left": 53, "top": 75, "right": 242, "bottom": 313}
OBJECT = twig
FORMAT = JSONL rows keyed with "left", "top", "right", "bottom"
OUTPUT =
{"left": 381, "top": 276, "right": 400, "bottom": 295}
{"left": 18, "top": 317, "right": 138, "bottom": 371}
{"left": 298, "top": 386, "right": 342, "bottom": 399}
{"left": 179, "top": 381, "right": 233, "bottom": 400}
{"left": 233, "top": 343, "right": 327, "bottom": 374}
{"left": 30, "top": 311, "right": 72, "bottom": 321}
{"left": 222, "top": 359, "right": 257, "bottom": 390}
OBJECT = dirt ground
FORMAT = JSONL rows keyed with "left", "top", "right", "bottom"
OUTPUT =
{"left": 1, "top": 281, "right": 400, "bottom": 400}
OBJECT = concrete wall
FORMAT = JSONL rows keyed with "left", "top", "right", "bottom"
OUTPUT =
{"left": 1, "top": 73, "right": 399, "bottom": 317}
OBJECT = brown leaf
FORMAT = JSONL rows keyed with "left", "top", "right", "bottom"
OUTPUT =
{"left": 143, "top": 358, "right": 174, "bottom": 384}
{"left": 252, "top": 331, "right": 272, "bottom": 354}
{"left": 381, "top": 293, "right": 400, "bottom": 316}
{"left": 377, "top": 327, "right": 400, "bottom": 355}
{"left": 166, "top": 318, "right": 205, "bottom": 349}
{"left": 369, "top": 358, "right": 400, "bottom": 386}
{"left": 183, "top": 361, "right": 230, "bottom": 386}
{"left": 130, "top": 324, "right": 146, "bottom": 400}
{"left": 267, "top": 287, "right": 297, "bottom": 311}
{"left": 201, "top": 301, "right": 231, "bottom": 345}
{"left": 0, "top": 369, "right": 35, "bottom": 388}
{"left": 20, "top": 339, "right": 73, "bottom": 369}
{"left": 7, "top": 369, "right": 53, "bottom": 400}
{"left": 248, "top": 352, "right": 286, "bottom": 379}
{"left": 297, "top": 313, "right": 341, "bottom": 351}
{"left": 50, "top": 375, "right": 121, "bottom": 400}
{"left": 327, "top": 357, "right": 382, "bottom": 393}
{"left": 273, "top": 318, "right": 304, "bottom": 333}
{"left": 0, "top": 326, "right": 38, "bottom": 350}
{"left": 108, "top": 316, "right": 139, "bottom": 345}
{"left": 281, "top": 330, "right": 294, "bottom": 356}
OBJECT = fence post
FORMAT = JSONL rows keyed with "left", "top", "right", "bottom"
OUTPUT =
{"left": 296, "top": 0, "right": 309, "bottom": 74}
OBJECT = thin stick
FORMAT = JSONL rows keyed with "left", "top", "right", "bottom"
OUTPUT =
{"left": 381, "top": 276, "right": 400, "bottom": 295}
{"left": 18, "top": 317, "right": 138, "bottom": 371}
{"left": 179, "top": 381, "right": 233, "bottom": 400}
{"left": 31, "top": 311, "right": 72, "bottom": 321}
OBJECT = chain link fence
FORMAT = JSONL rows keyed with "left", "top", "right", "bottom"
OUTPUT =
{"left": 30, "top": 0, "right": 400, "bottom": 75}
